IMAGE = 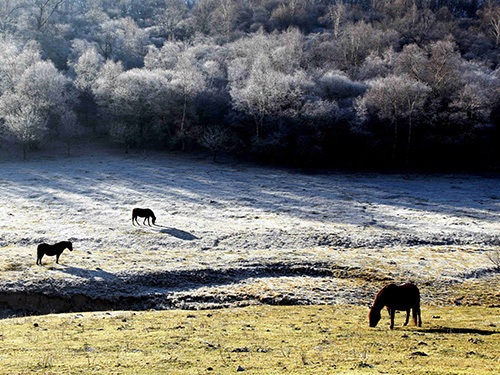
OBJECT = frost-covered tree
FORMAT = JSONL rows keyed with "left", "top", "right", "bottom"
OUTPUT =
{"left": 144, "top": 41, "right": 183, "bottom": 70}
{"left": 90, "top": 17, "right": 149, "bottom": 68}
{"left": 0, "top": 59, "right": 75, "bottom": 159}
{"left": 0, "top": 0, "right": 24, "bottom": 34}
{"left": 0, "top": 40, "right": 41, "bottom": 93}
{"left": 201, "top": 125, "right": 234, "bottom": 161}
{"left": 334, "top": 22, "right": 398, "bottom": 71}
{"left": 320, "top": 3, "right": 346, "bottom": 39}
{"left": 479, "top": 5, "right": 500, "bottom": 46}
{"left": 356, "top": 74, "right": 430, "bottom": 165}
{"left": 450, "top": 62, "right": 500, "bottom": 125}
{"left": 73, "top": 45, "right": 104, "bottom": 92}
{"left": 25, "top": 0, "right": 65, "bottom": 31}
{"left": 153, "top": 0, "right": 187, "bottom": 39}
{"left": 57, "top": 105, "right": 81, "bottom": 155}
{"left": 94, "top": 67, "right": 170, "bottom": 152}
{"left": 169, "top": 53, "right": 206, "bottom": 144}
{"left": 230, "top": 53, "right": 306, "bottom": 138}
{"left": 396, "top": 41, "right": 461, "bottom": 98}
{"left": 0, "top": 102, "right": 47, "bottom": 159}
{"left": 70, "top": 44, "right": 103, "bottom": 133}
{"left": 357, "top": 48, "right": 396, "bottom": 81}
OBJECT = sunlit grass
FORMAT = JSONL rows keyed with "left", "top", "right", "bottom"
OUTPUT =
{"left": 0, "top": 305, "right": 499, "bottom": 374}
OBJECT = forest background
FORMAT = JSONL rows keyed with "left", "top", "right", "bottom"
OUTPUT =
{"left": 1, "top": 0, "right": 500, "bottom": 168}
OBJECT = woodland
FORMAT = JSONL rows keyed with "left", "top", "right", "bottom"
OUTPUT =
{"left": 1, "top": 0, "right": 500, "bottom": 168}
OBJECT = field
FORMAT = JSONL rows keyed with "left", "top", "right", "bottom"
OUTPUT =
{"left": 0, "top": 142, "right": 499, "bottom": 372}
{"left": 1, "top": 305, "right": 500, "bottom": 374}
{"left": 0, "top": 142, "right": 499, "bottom": 312}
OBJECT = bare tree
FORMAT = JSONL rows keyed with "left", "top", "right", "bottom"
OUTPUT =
{"left": 154, "top": 0, "right": 186, "bottom": 39}
{"left": 480, "top": 5, "right": 500, "bottom": 46}
{"left": 94, "top": 67, "right": 170, "bottom": 151}
{"left": 320, "top": 3, "right": 346, "bottom": 39}
{"left": 356, "top": 74, "right": 430, "bottom": 165}
{"left": 201, "top": 125, "right": 233, "bottom": 161}
{"left": 0, "top": 46, "right": 74, "bottom": 159}
{"left": 1, "top": 102, "right": 47, "bottom": 159}
{"left": 230, "top": 54, "right": 305, "bottom": 138}
{"left": 27, "top": 0, "right": 66, "bottom": 30}
{"left": 170, "top": 53, "right": 206, "bottom": 144}
{"left": 73, "top": 45, "right": 104, "bottom": 92}
{"left": 0, "top": 0, "right": 25, "bottom": 34}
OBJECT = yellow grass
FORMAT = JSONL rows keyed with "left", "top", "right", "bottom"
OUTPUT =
{"left": 0, "top": 305, "right": 499, "bottom": 374}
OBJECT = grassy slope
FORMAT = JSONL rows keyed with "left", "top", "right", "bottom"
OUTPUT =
{"left": 1, "top": 305, "right": 500, "bottom": 374}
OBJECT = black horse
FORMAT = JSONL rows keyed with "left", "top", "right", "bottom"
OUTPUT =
{"left": 36, "top": 241, "right": 73, "bottom": 265}
{"left": 132, "top": 208, "right": 156, "bottom": 226}
{"left": 369, "top": 283, "right": 422, "bottom": 329}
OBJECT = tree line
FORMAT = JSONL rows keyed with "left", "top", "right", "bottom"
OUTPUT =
{"left": 0, "top": 0, "right": 500, "bottom": 168}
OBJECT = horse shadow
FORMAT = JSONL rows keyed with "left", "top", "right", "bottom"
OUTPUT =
{"left": 420, "top": 327, "right": 499, "bottom": 335}
{"left": 56, "top": 265, "right": 120, "bottom": 281}
{"left": 154, "top": 225, "right": 199, "bottom": 241}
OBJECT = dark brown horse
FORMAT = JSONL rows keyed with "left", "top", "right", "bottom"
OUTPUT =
{"left": 132, "top": 208, "right": 156, "bottom": 226}
{"left": 36, "top": 241, "right": 73, "bottom": 265}
{"left": 369, "top": 283, "right": 422, "bottom": 329}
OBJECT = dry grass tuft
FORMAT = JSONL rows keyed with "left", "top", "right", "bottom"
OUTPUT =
{"left": 3, "top": 262, "right": 24, "bottom": 272}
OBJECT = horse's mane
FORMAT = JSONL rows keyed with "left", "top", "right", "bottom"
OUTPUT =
{"left": 372, "top": 283, "right": 393, "bottom": 309}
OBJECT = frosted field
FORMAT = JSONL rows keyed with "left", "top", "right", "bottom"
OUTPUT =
{"left": 0, "top": 143, "right": 499, "bottom": 313}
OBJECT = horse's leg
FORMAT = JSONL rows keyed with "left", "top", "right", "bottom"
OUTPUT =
{"left": 56, "top": 253, "right": 60, "bottom": 264}
{"left": 413, "top": 306, "right": 422, "bottom": 327}
{"left": 143, "top": 217, "right": 147, "bottom": 225}
{"left": 132, "top": 215, "right": 136, "bottom": 226}
{"left": 147, "top": 217, "right": 151, "bottom": 226}
{"left": 403, "top": 310, "right": 410, "bottom": 326}
{"left": 37, "top": 254, "right": 43, "bottom": 265}
{"left": 390, "top": 309, "right": 395, "bottom": 329}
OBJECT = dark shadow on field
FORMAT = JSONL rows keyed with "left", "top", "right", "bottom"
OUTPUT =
{"left": 0, "top": 260, "right": 383, "bottom": 316}
{"left": 421, "top": 327, "right": 499, "bottom": 335}
{"left": 154, "top": 225, "right": 199, "bottom": 241}
{"left": 57, "top": 265, "right": 120, "bottom": 281}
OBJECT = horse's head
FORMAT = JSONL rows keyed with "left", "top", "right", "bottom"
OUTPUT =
{"left": 66, "top": 241, "right": 73, "bottom": 251}
{"left": 368, "top": 306, "right": 381, "bottom": 327}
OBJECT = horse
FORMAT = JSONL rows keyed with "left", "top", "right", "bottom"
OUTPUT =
{"left": 368, "top": 283, "right": 422, "bottom": 329}
{"left": 132, "top": 208, "right": 156, "bottom": 226}
{"left": 36, "top": 241, "right": 73, "bottom": 265}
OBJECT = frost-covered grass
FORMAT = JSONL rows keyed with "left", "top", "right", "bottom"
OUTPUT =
{"left": 1, "top": 305, "right": 500, "bottom": 374}
{"left": 0, "top": 142, "right": 499, "bottom": 308}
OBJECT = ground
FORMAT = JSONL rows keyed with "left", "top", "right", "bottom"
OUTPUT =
{"left": 0, "top": 141, "right": 499, "bottom": 314}
{"left": 1, "top": 305, "right": 500, "bottom": 374}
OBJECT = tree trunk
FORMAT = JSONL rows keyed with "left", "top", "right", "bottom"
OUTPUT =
{"left": 181, "top": 95, "right": 187, "bottom": 133}
{"left": 392, "top": 120, "right": 398, "bottom": 163}
{"left": 181, "top": 95, "right": 188, "bottom": 151}
{"left": 406, "top": 115, "right": 412, "bottom": 167}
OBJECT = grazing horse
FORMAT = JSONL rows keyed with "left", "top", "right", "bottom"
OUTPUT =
{"left": 132, "top": 208, "right": 156, "bottom": 226}
{"left": 36, "top": 241, "right": 73, "bottom": 265}
{"left": 369, "top": 283, "right": 422, "bottom": 329}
